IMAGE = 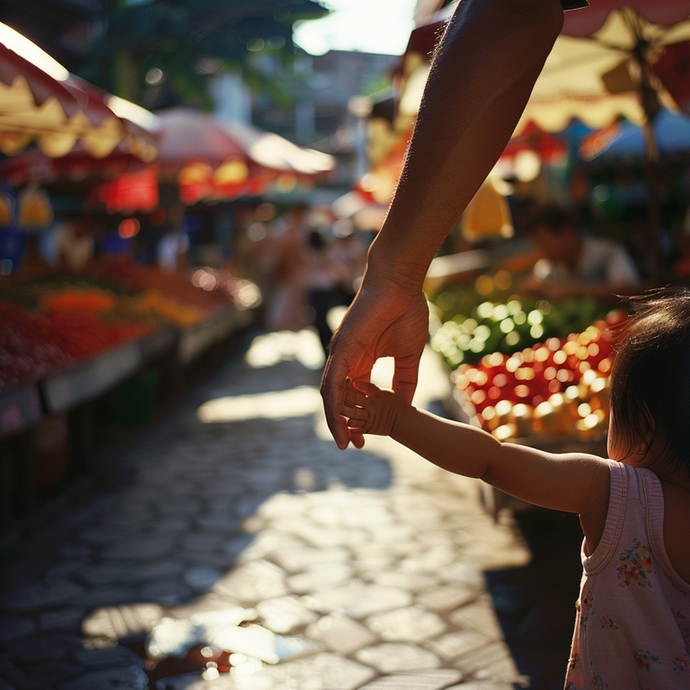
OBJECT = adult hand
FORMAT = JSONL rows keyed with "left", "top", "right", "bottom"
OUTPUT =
{"left": 320, "top": 272, "right": 429, "bottom": 449}
{"left": 319, "top": 0, "right": 564, "bottom": 449}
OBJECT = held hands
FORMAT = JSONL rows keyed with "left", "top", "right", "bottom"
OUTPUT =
{"left": 340, "top": 380, "right": 402, "bottom": 439}
{"left": 320, "top": 272, "right": 429, "bottom": 450}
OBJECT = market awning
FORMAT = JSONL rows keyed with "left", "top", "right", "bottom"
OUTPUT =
{"left": 155, "top": 108, "right": 334, "bottom": 176}
{"left": 154, "top": 108, "right": 335, "bottom": 203}
{"left": 0, "top": 22, "right": 159, "bottom": 159}
{"left": 517, "top": 5, "right": 690, "bottom": 134}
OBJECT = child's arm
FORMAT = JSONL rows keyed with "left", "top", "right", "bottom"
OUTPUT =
{"left": 342, "top": 381, "right": 611, "bottom": 522}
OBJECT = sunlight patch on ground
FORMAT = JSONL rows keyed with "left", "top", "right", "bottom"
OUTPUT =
{"left": 326, "top": 305, "right": 347, "bottom": 335}
{"left": 244, "top": 330, "right": 325, "bottom": 370}
{"left": 197, "top": 386, "right": 322, "bottom": 423}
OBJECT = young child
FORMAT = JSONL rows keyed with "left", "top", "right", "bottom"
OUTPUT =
{"left": 341, "top": 287, "right": 690, "bottom": 689}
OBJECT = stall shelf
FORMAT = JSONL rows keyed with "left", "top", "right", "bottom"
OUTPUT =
{"left": 138, "top": 326, "right": 178, "bottom": 363}
{"left": 177, "top": 308, "right": 252, "bottom": 365}
{"left": 40, "top": 341, "right": 142, "bottom": 415}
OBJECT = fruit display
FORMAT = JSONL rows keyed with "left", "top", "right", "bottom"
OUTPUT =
{"left": 451, "top": 316, "right": 625, "bottom": 441}
{"left": 96, "top": 259, "right": 238, "bottom": 314}
{"left": 122, "top": 291, "right": 207, "bottom": 329}
{"left": 38, "top": 286, "right": 117, "bottom": 312}
{"left": 429, "top": 269, "right": 523, "bottom": 324}
{"left": 431, "top": 296, "right": 607, "bottom": 369}
{"left": 0, "top": 301, "right": 154, "bottom": 388}
{"left": 0, "top": 261, "right": 260, "bottom": 389}
{"left": 96, "top": 260, "right": 261, "bottom": 319}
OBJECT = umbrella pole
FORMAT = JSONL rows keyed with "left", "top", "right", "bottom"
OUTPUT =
{"left": 633, "top": 31, "right": 662, "bottom": 279}
{"left": 642, "top": 116, "right": 662, "bottom": 278}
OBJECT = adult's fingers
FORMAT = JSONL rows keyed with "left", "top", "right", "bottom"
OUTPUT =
{"left": 345, "top": 417, "right": 366, "bottom": 429}
{"left": 321, "top": 349, "right": 355, "bottom": 450}
{"left": 392, "top": 351, "right": 422, "bottom": 405}
{"left": 351, "top": 380, "right": 379, "bottom": 396}
{"left": 350, "top": 432, "right": 365, "bottom": 449}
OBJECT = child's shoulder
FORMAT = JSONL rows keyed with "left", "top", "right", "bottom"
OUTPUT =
{"left": 577, "top": 457, "right": 612, "bottom": 556}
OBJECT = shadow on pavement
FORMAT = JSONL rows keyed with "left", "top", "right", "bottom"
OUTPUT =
{"left": 0, "top": 329, "right": 397, "bottom": 689}
{"left": 485, "top": 509, "right": 583, "bottom": 690}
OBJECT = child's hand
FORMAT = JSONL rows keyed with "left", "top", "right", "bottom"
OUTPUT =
{"left": 340, "top": 380, "right": 401, "bottom": 438}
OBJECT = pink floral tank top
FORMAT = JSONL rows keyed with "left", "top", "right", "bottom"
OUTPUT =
{"left": 565, "top": 462, "right": 690, "bottom": 689}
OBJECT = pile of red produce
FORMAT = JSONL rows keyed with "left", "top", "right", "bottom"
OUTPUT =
{"left": 0, "top": 302, "right": 154, "bottom": 387}
{"left": 452, "top": 314, "right": 627, "bottom": 439}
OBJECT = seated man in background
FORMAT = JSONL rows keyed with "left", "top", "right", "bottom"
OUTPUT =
{"left": 520, "top": 204, "right": 641, "bottom": 302}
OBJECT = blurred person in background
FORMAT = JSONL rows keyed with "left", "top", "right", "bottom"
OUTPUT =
{"left": 329, "top": 219, "right": 367, "bottom": 305}
{"left": 156, "top": 203, "right": 189, "bottom": 273}
{"left": 519, "top": 203, "right": 641, "bottom": 302}
{"left": 304, "top": 227, "right": 347, "bottom": 355}
{"left": 18, "top": 230, "right": 51, "bottom": 277}
{"left": 304, "top": 221, "right": 367, "bottom": 356}
{"left": 264, "top": 204, "right": 311, "bottom": 331}
{"left": 54, "top": 214, "right": 95, "bottom": 273}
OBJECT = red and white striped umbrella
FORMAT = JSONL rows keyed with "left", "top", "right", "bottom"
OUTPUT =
{"left": 0, "top": 22, "right": 158, "bottom": 159}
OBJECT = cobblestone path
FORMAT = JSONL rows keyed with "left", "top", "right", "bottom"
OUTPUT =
{"left": 0, "top": 329, "right": 533, "bottom": 690}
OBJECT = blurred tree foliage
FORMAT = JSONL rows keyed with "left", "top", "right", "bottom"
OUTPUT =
{"left": 76, "top": 0, "right": 327, "bottom": 109}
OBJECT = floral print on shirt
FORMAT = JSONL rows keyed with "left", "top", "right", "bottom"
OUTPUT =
{"left": 673, "top": 656, "right": 689, "bottom": 672}
{"left": 600, "top": 615, "right": 618, "bottom": 630}
{"left": 580, "top": 591, "right": 593, "bottom": 630}
{"left": 617, "top": 539, "right": 654, "bottom": 588}
{"left": 633, "top": 649, "right": 661, "bottom": 672}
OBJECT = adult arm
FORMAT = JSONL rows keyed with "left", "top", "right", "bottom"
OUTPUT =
{"left": 322, "top": 0, "right": 565, "bottom": 449}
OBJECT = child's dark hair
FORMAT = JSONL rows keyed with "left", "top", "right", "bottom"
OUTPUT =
{"left": 610, "top": 286, "right": 690, "bottom": 476}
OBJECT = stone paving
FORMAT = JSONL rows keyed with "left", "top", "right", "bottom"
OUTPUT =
{"left": 0, "top": 329, "right": 535, "bottom": 690}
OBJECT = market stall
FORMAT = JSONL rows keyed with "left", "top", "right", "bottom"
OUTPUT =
{"left": 0, "top": 23, "right": 298, "bottom": 533}
{"left": 0, "top": 261, "right": 260, "bottom": 531}
{"left": 427, "top": 270, "right": 626, "bottom": 517}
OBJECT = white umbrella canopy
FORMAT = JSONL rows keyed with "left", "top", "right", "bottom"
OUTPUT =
{"left": 154, "top": 108, "right": 334, "bottom": 176}
{"left": 516, "top": 2, "right": 690, "bottom": 275}
{"left": 517, "top": 5, "right": 690, "bottom": 135}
